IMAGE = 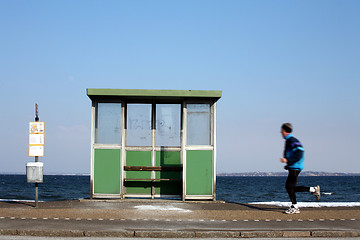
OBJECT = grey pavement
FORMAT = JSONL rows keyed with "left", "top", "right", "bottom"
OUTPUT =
{"left": 1, "top": 238, "right": 360, "bottom": 240}
{"left": 0, "top": 199, "right": 359, "bottom": 238}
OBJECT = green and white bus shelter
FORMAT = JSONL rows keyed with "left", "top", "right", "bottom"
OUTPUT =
{"left": 87, "top": 89, "right": 222, "bottom": 200}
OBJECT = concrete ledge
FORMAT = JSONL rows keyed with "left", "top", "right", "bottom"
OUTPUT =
{"left": 283, "top": 231, "right": 311, "bottom": 237}
{"left": 196, "top": 231, "right": 240, "bottom": 238}
{"left": 0, "top": 229, "right": 18, "bottom": 236}
{"left": 17, "top": 229, "right": 84, "bottom": 237}
{"left": 312, "top": 231, "right": 360, "bottom": 238}
{"left": 2, "top": 229, "right": 360, "bottom": 238}
{"left": 84, "top": 230, "right": 135, "bottom": 237}
{"left": 241, "top": 231, "right": 283, "bottom": 238}
{"left": 135, "top": 230, "right": 195, "bottom": 238}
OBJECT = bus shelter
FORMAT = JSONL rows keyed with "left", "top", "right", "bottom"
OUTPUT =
{"left": 87, "top": 89, "right": 222, "bottom": 200}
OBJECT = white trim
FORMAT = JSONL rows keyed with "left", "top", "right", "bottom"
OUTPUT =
{"left": 124, "top": 194, "right": 182, "bottom": 199}
{"left": 93, "top": 144, "right": 121, "bottom": 149}
{"left": 151, "top": 103, "right": 156, "bottom": 199}
{"left": 154, "top": 146, "right": 181, "bottom": 151}
{"left": 120, "top": 102, "right": 126, "bottom": 198}
{"left": 90, "top": 102, "right": 96, "bottom": 199}
{"left": 92, "top": 194, "right": 122, "bottom": 199}
{"left": 185, "top": 145, "right": 214, "bottom": 150}
{"left": 125, "top": 146, "right": 153, "bottom": 151}
{"left": 183, "top": 102, "right": 216, "bottom": 200}
{"left": 181, "top": 101, "right": 187, "bottom": 201}
{"left": 184, "top": 195, "right": 215, "bottom": 200}
{"left": 212, "top": 102, "right": 217, "bottom": 200}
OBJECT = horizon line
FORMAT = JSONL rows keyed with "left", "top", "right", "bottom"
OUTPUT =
{"left": 1, "top": 171, "right": 360, "bottom": 175}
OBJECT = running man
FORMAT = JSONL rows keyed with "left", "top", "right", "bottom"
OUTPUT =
{"left": 280, "top": 123, "right": 320, "bottom": 214}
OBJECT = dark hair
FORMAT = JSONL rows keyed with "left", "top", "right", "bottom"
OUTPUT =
{"left": 281, "top": 123, "right": 293, "bottom": 133}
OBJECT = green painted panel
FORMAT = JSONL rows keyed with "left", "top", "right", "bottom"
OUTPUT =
{"left": 94, "top": 149, "right": 120, "bottom": 194}
{"left": 155, "top": 151, "right": 181, "bottom": 179}
{"left": 186, "top": 150, "right": 213, "bottom": 195}
{"left": 155, "top": 151, "right": 182, "bottom": 195}
{"left": 125, "top": 151, "right": 151, "bottom": 194}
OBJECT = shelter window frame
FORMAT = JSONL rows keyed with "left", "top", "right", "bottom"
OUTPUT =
{"left": 155, "top": 104, "right": 181, "bottom": 147}
{"left": 185, "top": 102, "right": 213, "bottom": 147}
{"left": 126, "top": 103, "right": 152, "bottom": 147}
{"left": 94, "top": 100, "right": 123, "bottom": 146}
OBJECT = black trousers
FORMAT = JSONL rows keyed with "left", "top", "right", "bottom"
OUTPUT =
{"left": 285, "top": 170, "right": 310, "bottom": 204}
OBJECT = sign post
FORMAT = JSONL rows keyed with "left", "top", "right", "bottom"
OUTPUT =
{"left": 28, "top": 104, "right": 44, "bottom": 208}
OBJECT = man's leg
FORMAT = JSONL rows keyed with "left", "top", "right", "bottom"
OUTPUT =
{"left": 295, "top": 185, "right": 310, "bottom": 192}
{"left": 285, "top": 170, "right": 300, "bottom": 205}
{"left": 285, "top": 170, "right": 301, "bottom": 214}
{"left": 294, "top": 178, "right": 321, "bottom": 200}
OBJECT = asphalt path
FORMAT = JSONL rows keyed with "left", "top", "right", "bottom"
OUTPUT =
{"left": 1, "top": 217, "right": 360, "bottom": 232}
{"left": 0, "top": 199, "right": 359, "bottom": 238}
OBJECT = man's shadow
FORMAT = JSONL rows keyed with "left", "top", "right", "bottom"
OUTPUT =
{"left": 226, "top": 201, "right": 286, "bottom": 213}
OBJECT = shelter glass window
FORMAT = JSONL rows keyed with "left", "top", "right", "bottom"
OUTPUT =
{"left": 126, "top": 104, "right": 152, "bottom": 146}
{"left": 156, "top": 104, "right": 181, "bottom": 146}
{"left": 95, "top": 103, "right": 122, "bottom": 144}
{"left": 187, "top": 104, "right": 211, "bottom": 145}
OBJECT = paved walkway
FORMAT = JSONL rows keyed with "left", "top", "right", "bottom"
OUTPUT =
{"left": 0, "top": 199, "right": 359, "bottom": 238}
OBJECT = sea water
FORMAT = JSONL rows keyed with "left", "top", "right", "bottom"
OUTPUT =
{"left": 0, "top": 175, "right": 359, "bottom": 206}
{"left": 216, "top": 176, "right": 360, "bottom": 207}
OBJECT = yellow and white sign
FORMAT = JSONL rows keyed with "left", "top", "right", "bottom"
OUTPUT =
{"left": 29, "top": 145, "right": 44, "bottom": 157}
{"left": 29, "top": 122, "right": 45, "bottom": 157}
{"left": 29, "top": 133, "right": 44, "bottom": 145}
{"left": 29, "top": 122, "right": 44, "bottom": 134}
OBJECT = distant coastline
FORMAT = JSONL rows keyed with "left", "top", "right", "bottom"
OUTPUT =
{"left": 217, "top": 171, "right": 360, "bottom": 177}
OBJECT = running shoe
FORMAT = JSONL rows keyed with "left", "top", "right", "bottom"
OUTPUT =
{"left": 285, "top": 205, "right": 300, "bottom": 214}
{"left": 313, "top": 185, "right": 321, "bottom": 200}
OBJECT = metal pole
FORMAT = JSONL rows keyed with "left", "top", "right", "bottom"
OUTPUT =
{"left": 35, "top": 104, "right": 39, "bottom": 208}
{"left": 35, "top": 156, "right": 38, "bottom": 208}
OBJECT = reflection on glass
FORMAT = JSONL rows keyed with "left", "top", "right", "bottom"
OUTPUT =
{"left": 127, "top": 104, "right": 152, "bottom": 146}
{"left": 156, "top": 104, "right": 181, "bottom": 146}
{"left": 95, "top": 103, "right": 122, "bottom": 144}
{"left": 187, "top": 104, "right": 211, "bottom": 145}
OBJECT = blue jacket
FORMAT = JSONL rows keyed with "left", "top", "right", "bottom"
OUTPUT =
{"left": 283, "top": 134, "right": 304, "bottom": 171}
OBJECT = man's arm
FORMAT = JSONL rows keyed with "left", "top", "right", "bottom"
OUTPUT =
{"left": 286, "top": 148, "right": 304, "bottom": 164}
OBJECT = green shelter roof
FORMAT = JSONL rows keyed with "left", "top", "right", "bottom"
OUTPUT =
{"left": 87, "top": 89, "right": 222, "bottom": 101}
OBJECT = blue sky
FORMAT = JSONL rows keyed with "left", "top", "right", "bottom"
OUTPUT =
{"left": 1, "top": 0, "right": 359, "bottom": 174}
